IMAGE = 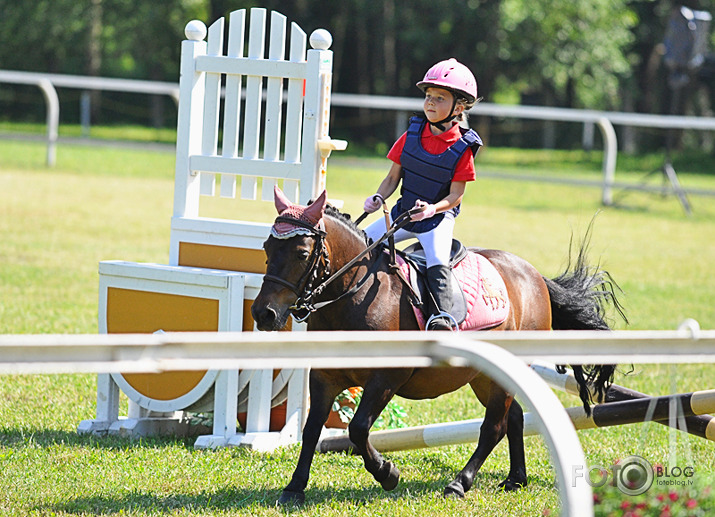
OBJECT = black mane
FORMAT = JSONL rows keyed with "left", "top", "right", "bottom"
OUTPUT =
{"left": 324, "top": 203, "right": 369, "bottom": 245}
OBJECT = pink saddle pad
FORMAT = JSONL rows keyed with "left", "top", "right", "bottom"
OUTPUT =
{"left": 398, "top": 252, "right": 510, "bottom": 331}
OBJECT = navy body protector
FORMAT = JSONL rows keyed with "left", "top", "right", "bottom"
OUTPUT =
{"left": 391, "top": 116, "right": 482, "bottom": 233}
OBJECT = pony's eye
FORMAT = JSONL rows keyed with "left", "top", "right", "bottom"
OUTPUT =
{"left": 298, "top": 250, "right": 310, "bottom": 260}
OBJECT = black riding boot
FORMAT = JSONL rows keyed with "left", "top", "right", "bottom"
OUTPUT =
{"left": 426, "top": 265, "right": 456, "bottom": 331}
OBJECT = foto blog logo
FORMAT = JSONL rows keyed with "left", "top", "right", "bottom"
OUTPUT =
{"left": 572, "top": 455, "right": 693, "bottom": 496}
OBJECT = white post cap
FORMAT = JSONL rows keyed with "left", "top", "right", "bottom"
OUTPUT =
{"left": 309, "top": 29, "right": 332, "bottom": 50}
{"left": 185, "top": 20, "right": 207, "bottom": 41}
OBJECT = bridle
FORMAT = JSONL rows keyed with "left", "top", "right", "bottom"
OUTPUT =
{"left": 262, "top": 215, "right": 331, "bottom": 321}
{"left": 263, "top": 208, "right": 421, "bottom": 323}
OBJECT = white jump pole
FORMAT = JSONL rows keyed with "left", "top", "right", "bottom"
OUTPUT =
{"left": 532, "top": 361, "right": 715, "bottom": 441}
{"left": 318, "top": 387, "right": 715, "bottom": 454}
{"left": 318, "top": 361, "right": 715, "bottom": 453}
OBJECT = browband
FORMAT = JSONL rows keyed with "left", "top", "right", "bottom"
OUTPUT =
{"left": 271, "top": 215, "right": 326, "bottom": 239}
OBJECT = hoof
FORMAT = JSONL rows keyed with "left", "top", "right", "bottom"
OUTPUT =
{"left": 498, "top": 476, "right": 527, "bottom": 492}
{"left": 444, "top": 482, "right": 466, "bottom": 499}
{"left": 278, "top": 489, "right": 305, "bottom": 507}
{"left": 376, "top": 461, "right": 400, "bottom": 491}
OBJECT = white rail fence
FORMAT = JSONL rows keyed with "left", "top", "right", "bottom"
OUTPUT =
{"left": 3, "top": 70, "right": 715, "bottom": 207}
{"left": 4, "top": 329, "right": 715, "bottom": 375}
{"left": 2, "top": 329, "right": 715, "bottom": 517}
{"left": 0, "top": 70, "right": 180, "bottom": 166}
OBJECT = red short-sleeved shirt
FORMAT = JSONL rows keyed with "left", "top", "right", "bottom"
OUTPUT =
{"left": 387, "top": 122, "right": 477, "bottom": 182}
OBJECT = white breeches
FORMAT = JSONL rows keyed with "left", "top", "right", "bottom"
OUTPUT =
{"left": 364, "top": 212, "right": 455, "bottom": 268}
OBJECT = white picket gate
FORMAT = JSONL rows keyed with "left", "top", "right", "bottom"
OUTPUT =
{"left": 79, "top": 8, "right": 346, "bottom": 451}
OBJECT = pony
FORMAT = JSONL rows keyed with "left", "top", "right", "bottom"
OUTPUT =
{"left": 251, "top": 187, "right": 624, "bottom": 505}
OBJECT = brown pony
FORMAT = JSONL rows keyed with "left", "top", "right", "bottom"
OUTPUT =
{"left": 251, "top": 188, "right": 624, "bottom": 505}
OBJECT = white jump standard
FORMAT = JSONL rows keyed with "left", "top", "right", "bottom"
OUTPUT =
{"left": 79, "top": 8, "right": 346, "bottom": 451}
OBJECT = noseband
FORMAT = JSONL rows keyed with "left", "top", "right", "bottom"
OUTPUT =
{"left": 262, "top": 215, "right": 331, "bottom": 321}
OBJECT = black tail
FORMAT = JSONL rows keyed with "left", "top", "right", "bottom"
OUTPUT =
{"left": 543, "top": 223, "right": 627, "bottom": 415}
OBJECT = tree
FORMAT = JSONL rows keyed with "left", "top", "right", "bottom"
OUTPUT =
{"left": 499, "top": 0, "right": 637, "bottom": 109}
{"left": 0, "top": 0, "right": 89, "bottom": 73}
{"left": 96, "top": 0, "right": 207, "bottom": 125}
{"left": 1, "top": 0, "right": 707, "bottom": 152}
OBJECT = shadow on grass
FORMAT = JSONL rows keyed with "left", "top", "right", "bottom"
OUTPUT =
{"left": 39, "top": 449, "right": 556, "bottom": 514}
{"left": 44, "top": 472, "right": 556, "bottom": 515}
{"left": 0, "top": 427, "right": 197, "bottom": 450}
{"left": 9, "top": 428, "right": 557, "bottom": 512}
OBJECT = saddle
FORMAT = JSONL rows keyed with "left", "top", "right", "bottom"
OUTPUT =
{"left": 397, "top": 239, "right": 510, "bottom": 331}
{"left": 399, "top": 240, "right": 470, "bottom": 325}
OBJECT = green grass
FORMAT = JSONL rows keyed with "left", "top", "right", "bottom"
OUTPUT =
{"left": 1, "top": 137, "right": 714, "bottom": 516}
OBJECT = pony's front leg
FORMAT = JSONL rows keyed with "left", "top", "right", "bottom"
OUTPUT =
{"left": 279, "top": 376, "right": 340, "bottom": 506}
{"left": 348, "top": 383, "right": 403, "bottom": 491}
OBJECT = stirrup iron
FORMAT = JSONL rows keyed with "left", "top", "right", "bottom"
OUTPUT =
{"left": 426, "top": 311, "right": 459, "bottom": 331}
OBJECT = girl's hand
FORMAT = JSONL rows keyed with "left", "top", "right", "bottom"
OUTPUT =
{"left": 363, "top": 194, "right": 384, "bottom": 214}
{"left": 410, "top": 200, "right": 436, "bottom": 221}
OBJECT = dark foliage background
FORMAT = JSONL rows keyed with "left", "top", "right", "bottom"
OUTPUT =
{"left": 1, "top": 0, "right": 714, "bottom": 151}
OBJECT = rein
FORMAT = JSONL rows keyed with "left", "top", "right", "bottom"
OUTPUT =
{"left": 266, "top": 208, "right": 421, "bottom": 322}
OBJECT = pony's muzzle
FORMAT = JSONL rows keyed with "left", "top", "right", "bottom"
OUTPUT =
{"left": 251, "top": 303, "right": 279, "bottom": 331}
{"left": 251, "top": 293, "right": 294, "bottom": 331}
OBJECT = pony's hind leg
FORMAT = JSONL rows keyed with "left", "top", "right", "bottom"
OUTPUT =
{"left": 499, "top": 400, "right": 527, "bottom": 491}
{"left": 445, "top": 379, "right": 512, "bottom": 499}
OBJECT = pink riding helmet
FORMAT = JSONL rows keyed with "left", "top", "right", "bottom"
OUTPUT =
{"left": 416, "top": 58, "right": 478, "bottom": 103}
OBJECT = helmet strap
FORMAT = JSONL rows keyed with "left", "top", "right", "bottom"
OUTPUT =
{"left": 427, "top": 96, "right": 459, "bottom": 132}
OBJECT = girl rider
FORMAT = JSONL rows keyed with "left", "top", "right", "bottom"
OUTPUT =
{"left": 362, "top": 58, "right": 482, "bottom": 331}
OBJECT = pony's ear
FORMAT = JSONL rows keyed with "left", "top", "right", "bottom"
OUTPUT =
{"left": 303, "top": 190, "right": 327, "bottom": 221}
{"left": 274, "top": 186, "right": 293, "bottom": 214}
